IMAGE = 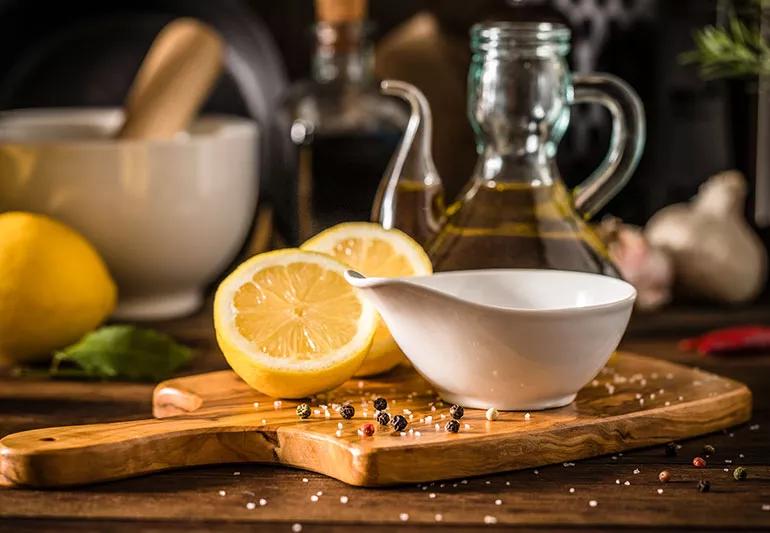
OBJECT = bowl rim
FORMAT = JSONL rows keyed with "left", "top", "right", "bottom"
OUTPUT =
{"left": 0, "top": 107, "right": 257, "bottom": 148}
{"left": 361, "top": 268, "right": 637, "bottom": 315}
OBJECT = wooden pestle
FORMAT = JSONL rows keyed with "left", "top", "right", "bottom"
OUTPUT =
{"left": 118, "top": 18, "right": 224, "bottom": 140}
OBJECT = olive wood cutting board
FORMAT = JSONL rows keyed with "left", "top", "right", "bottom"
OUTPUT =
{"left": 0, "top": 352, "right": 751, "bottom": 488}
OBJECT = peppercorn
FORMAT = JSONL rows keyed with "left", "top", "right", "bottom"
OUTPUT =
{"left": 391, "top": 414, "right": 408, "bottom": 432}
{"left": 658, "top": 470, "right": 671, "bottom": 483}
{"left": 445, "top": 419, "right": 460, "bottom": 433}
{"left": 296, "top": 403, "right": 311, "bottom": 419}
{"left": 340, "top": 404, "right": 355, "bottom": 420}
{"left": 664, "top": 442, "right": 678, "bottom": 457}
{"left": 733, "top": 466, "right": 748, "bottom": 481}
{"left": 693, "top": 456, "right": 707, "bottom": 468}
{"left": 703, "top": 444, "right": 716, "bottom": 456}
{"left": 697, "top": 479, "right": 711, "bottom": 493}
{"left": 449, "top": 404, "right": 464, "bottom": 420}
{"left": 376, "top": 411, "right": 391, "bottom": 426}
{"left": 373, "top": 397, "right": 387, "bottom": 411}
{"left": 361, "top": 423, "right": 375, "bottom": 437}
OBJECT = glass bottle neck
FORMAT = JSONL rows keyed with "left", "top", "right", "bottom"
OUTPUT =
{"left": 476, "top": 146, "right": 559, "bottom": 187}
{"left": 312, "top": 21, "right": 374, "bottom": 86}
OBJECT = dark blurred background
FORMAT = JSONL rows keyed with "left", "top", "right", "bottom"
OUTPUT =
{"left": 0, "top": 0, "right": 760, "bottom": 236}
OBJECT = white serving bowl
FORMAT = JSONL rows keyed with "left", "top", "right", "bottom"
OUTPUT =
{"left": 0, "top": 108, "right": 258, "bottom": 319}
{"left": 346, "top": 269, "right": 636, "bottom": 410}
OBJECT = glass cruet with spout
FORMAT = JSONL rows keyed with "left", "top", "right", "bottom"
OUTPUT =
{"left": 428, "top": 21, "right": 646, "bottom": 275}
{"left": 371, "top": 80, "right": 445, "bottom": 247}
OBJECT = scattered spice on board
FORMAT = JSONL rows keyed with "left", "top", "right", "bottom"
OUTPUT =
{"left": 373, "top": 397, "right": 387, "bottom": 411}
{"left": 391, "top": 414, "right": 408, "bottom": 432}
{"left": 376, "top": 412, "right": 391, "bottom": 426}
{"left": 340, "top": 404, "right": 355, "bottom": 419}
{"left": 485, "top": 407, "right": 499, "bottom": 421}
{"left": 659, "top": 470, "right": 671, "bottom": 483}
{"left": 693, "top": 457, "right": 707, "bottom": 468}
{"left": 449, "top": 404, "right": 464, "bottom": 419}
{"left": 445, "top": 419, "right": 460, "bottom": 433}
{"left": 697, "top": 479, "right": 711, "bottom": 493}
{"left": 296, "top": 403, "right": 311, "bottom": 419}
{"left": 703, "top": 444, "right": 716, "bottom": 456}
{"left": 733, "top": 466, "right": 748, "bottom": 480}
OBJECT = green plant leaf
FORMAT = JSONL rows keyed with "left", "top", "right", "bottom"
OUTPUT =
{"left": 50, "top": 325, "right": 195, "bottom": 382}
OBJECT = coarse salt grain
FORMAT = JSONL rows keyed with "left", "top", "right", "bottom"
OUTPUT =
{"left": 253, "top": 402, "right": 259, "bottom": 409}
{"left": 750, "top": 424, "right": 760, "bottom": 431}
{"left": 302, "top": 478, "right": 308, "bottom": 482}
{"left": 589, "top": 500, "right": 598, "bottom": 507}
{"left": 657, "top": 489, "right": 664, "bottom": 494}
{"left": 762, "top": 504, "right": 770, "bottom": 511}
{"left": 495, "top": 499, "right": 502, "bottom": 505}
{"left": 233, "top": 471, "right": 240, "bottom": 476}
{"left": 292, "top": 524, "right": 302, "bottom": 532}
{"left": 569, "top": 488, "right": 575, "bottom": 493}
{"left": 340, "top": 496, "right": 349, "bottom": 504}
{"left": 218, "top": 490, "right": 226, "bottom": 496}
{"left": 400, "top": 512, "right": 409, "bottom": 521}
{"left": 484, "top": 515, "right": 498, "bottom": 524}
{"left": 246, "top": 502, "right": 256, "bottom": 510}
{"left": 335, "top": 430, "right": 343, "bottom": 437}
{"left": 310, "top": 495, "right": 318, "bottom": 502}
{"left": 259, "top": 498, "right": 267, "bottom": 506}
{"left": 464, "top": 423, "right": 471, "bottom": 430}
{"left": 435, "top": 513, "right": 443, "bottom": 522}
{"left": 524, "top": 413, "right": 531, "bottom": 420}
{"left": 273, "top": 400, "right": 282, "bottom": 409}
{"left": 429, "top": 492, "right": 436, "bottom": 498}
{"left": 615, "top": 479, "right": 620, "bottom": 484}
{"left": 624, "top": 481, "right": 631, "bottom": 486}
{"left": 633, "top": 468, "right": 640, "bottom": 474}
{"left": 316, "top": 491, "right": 323, "bottom": 496}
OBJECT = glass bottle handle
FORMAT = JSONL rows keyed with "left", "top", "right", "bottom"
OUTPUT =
{"left": 571, "top": 73, "right": 646, "bottom": 219}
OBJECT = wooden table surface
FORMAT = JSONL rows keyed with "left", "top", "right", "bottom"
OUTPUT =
{"left": 1, "top": 305, "right": 769, "bottom": 532}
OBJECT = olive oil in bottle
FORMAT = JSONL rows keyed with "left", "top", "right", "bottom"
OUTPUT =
{"left": 428, "top": 181, "right": 619, "bottom": 276}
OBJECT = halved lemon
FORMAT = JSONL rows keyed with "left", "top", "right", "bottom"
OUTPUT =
{"left": 213, "top": 249, "right": 378, "bottom": 398}
{"left": 301, "top": 222, "right": 432, "bottom": 376}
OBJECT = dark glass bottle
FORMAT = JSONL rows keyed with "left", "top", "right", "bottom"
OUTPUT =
{"left": 282, "top": 0, "right": 407, "bottom": 243}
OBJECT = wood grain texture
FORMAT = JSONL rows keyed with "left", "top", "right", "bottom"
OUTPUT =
{"left": 0, "top": 353, "right": 751, "bottom": 488}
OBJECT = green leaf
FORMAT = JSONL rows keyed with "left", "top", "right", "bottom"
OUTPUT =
{"left": 50, "top": 325, "right": 195, "bottom": 382}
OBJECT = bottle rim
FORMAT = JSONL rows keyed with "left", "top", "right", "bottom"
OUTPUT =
{"left": 471, "top": 21, "right": 571, "bottom": 53}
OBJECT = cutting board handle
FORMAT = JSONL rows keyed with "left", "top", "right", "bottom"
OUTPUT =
{"left": 0, "top": 416, "right": 274, "bottom": 487}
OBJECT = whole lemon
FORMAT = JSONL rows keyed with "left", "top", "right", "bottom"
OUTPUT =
{"left": 0, "top": 212, "right": 117, "bottom": 362}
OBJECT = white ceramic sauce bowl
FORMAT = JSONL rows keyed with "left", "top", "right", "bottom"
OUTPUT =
{"left": 0, "top": 108, "right": 258, "bottom": 319}
{"left": 346, "top": 269, "right": 636, "bottom": 410}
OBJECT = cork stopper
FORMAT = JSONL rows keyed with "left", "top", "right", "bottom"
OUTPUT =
{"left": 315, "top": 0, "right": 367, "bottom": 23}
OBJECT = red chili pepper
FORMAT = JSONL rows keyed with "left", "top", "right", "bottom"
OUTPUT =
{"left": 679, "top": 325, "right": 770, "bottom": 356}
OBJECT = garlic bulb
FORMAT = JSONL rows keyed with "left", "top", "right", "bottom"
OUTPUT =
{"left": 599, "top": 217, "right": 674, "bottom": 311}
{"left": 645, "top": 171, "right": 768, "bottom": 303}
